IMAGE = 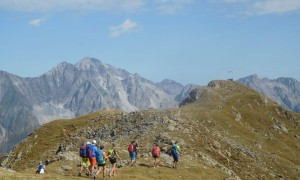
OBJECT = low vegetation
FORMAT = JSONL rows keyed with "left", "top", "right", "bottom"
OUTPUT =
{"left": 1, "top": 80, "right": 299, "bottom": 179}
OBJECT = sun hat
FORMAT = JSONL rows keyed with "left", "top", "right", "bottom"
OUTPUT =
{"left": 92, "top": 140, "right": 96, "bottom": 144}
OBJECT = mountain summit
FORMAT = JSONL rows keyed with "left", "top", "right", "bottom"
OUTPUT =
{"left": 0, "top": 57, "right": 199, "bottom": 152}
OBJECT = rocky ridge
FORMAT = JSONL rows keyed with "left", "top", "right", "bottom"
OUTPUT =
{"left": 1, "top": 80, "right": 299, "bottom": 179}
{"left": 238, "top": 74, "right": 300, "bottom": 113}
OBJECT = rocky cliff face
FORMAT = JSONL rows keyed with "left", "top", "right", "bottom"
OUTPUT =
{"left": 0, "top": 57, "right": 196, "bottom": 153}
{"left": 238, "top": 74, "right": 300, "bottom": 113}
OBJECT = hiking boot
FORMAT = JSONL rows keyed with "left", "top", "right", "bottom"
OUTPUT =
{"left": 86, "top": 172, "right": 90, "bottom": 176}
{"left": 78, "top": 172, "right": 82, "bottom": 176}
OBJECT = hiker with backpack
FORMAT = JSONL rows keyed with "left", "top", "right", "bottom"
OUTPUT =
{"left": 134, "top": 140, "right": 140, "bottom": 160}
{"left": 128, "top": 140, "right": 136, "bottom": 166}
{"left": 35, "top": 161, "right": 46, "bottom": 174}
{"left": 170, "top": 141, "right": 180, "bottom": 169}
{"left": 108, "top": 143, "right": 121, "bottom": 176}
{"left": 95, "top": 145, "right": 108, "bottom": 179}
{"left": 78, "top": 142, "right": 90, "bottom": 176}
{"left": 55, "top": 143, "right": 64, "bottom": 155}
{"left": 152, "top": 143, "right": 161, "bottom": 168}
{"left": 86, "top": 140, "right": 98, "bottom": 176}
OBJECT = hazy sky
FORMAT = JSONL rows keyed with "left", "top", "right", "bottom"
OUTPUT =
{"left": 0, "top": 0, "right": 299, "bottom": 85}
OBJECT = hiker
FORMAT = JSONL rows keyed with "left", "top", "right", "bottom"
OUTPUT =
{"left": 133, "top": 141, "right": 140, "bottom": 159}
{"left": 86, "top": 140, "right": 98, "bottom": 176}
{"left": 95, "top": 145, "right": 108, "bottom": 178}
{"left": 35, "top": 161, "right": 46, "bottom": 174}
{"left": 152, "top": 143, "right": 160, "bottom": 168}
{"left": 128, "top": 140, "right": 136, "bottom": 166}
{"left": 55, "top": 143, "right": 64, "bottom": 155}
{"left": 78, "top": 142, "right": 90, "bottom": 176}
{"left": 170, "top": 141, "right": 180, "bottom": 169}
{"left": 134, "top": 140, "right": 140, "bottom": 159}
{"left": 108, "top": 143, "right": 121, "bottom": 176}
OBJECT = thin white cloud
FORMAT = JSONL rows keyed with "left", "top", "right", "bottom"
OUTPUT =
{"left": 0, "top": 0, "right": 193, "bottom": 14}
{"left": 109, "top": 19, "right": 141, "bottom": 38}
{"left": 0, "top": 0, "right": 147, "bottom": 12}
{"left": 252, "top": 0, "right": 300, "bottom": 15}
{"left": 29, "top": 18, "right": 44, "bottom": 26}
{"left": 155, "top": 0, "right": 193, "bottom": 14}
{"left": 210, "top": 0, "right": 300, "bottom": 16}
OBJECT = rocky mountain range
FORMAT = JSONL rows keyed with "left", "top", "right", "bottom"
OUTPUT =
{"left": 1, "top": 80, "right": 299, "bottom": 179}
{"left": 238, "top": 74, "right": 300, "bottom": 114}
{"left": 0, "top": 57, "right": 200, "bottom": 153}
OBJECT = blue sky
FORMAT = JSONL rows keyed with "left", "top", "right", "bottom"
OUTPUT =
{"left": 0, "top": 0, "right": 299, "bottom": 85}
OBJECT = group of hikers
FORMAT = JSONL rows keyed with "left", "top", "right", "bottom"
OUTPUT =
{"left": 36, "top": 140, "right": 180, "bottom": 178}
{"left": 78, "top": 140, "right": 180, "bottom": 178}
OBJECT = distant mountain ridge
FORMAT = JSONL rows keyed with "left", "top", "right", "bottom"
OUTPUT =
{"left": 238, "top": 74, "right": 300, "bottom": 113}
{"left": 0, "top": 57, "right": 200, "bottom": 152}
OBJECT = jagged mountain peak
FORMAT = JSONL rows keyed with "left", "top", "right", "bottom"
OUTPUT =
{"left": 157, "top": 79, "right": 184, "bottom": 96}
{"left": 45, "top": 61, "right": 75, "bottom": 76}
{"left": 238, "top": 75, "right": 300, "bottom": 113}
{"left": 75, "top": 57, "right": 107, "bottom": 71}
{"left": 275, "top": 77, "right": 299, "bottom": 84}
{"left": 160, "top": 79, "right": 181, "bottom": 85}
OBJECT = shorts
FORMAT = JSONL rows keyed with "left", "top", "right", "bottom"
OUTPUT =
{"left": 89, "top": 158, "right": 96, "bottom": 166}
{"left": 129, "top": 152, "right": 136, "bottom": 161}
{"left": 172, "top": 153, "right": 179, "bottom": 162}
{"left": 110, "top": 158, "right": 117, "bottom": 164}
{"left": 81, "top": 157, "right": 90, "bottom": 166}
{"left": 153, "top": 155, "right": 159, "bottom": 159}
{"left": 98, "top": 163, "right": 106, "bottom": 167}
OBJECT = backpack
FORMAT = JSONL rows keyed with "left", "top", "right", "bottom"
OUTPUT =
{"left": 37, "top": 164, "right": 44, "bottom": 174}
{"left": 171, "top": 145, "right": 178, "bottom": 154}
{"left": 108, "top": 148, "right": 115, "bottom": 159}
{"left": 152, "top": 146, "right": 160, "bottom": 156}
{"left": 79, "top": 145, "right": 87, "bottom": 158}
{"left": 38, "top": 164, "right": 44, "bottom": 171}
{"left": 86, "top": 144, "right": 95, "bottom": 158}
{"left": 128, "top": 144, "right": 134, "bottom": 153}
{"left": 95, "top": 149, "right": 105, "bottom": 164}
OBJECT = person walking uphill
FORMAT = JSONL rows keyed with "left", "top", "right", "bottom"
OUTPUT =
{"left": 95, "top": 145, "right": 108, "bottom": 179}
{"left": 108, "top": 143, "right": 121, "bottom": 176}
{"left": 134, "top": 140, "right": 140, "bottom": 159}
{"left": 86, "top": 140, "right": 98, "bottom": 176}
{"left": 35, "top": 161, "right": 46, "bottom": 174}
{"left": 171, "top": 141, "right": 180, "bottom": 169}
{"left": 78, "top": 142, "right": 90, "bottom": 176}
{"left": 152, "top": 143, "right": 161, "bottom": 168}
{"left": 128, "top": 141, "right": 136, "bottom": 166}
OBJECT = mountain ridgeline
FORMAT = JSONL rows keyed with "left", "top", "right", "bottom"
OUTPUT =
{"left": 238, "top": 74, "right": 300, "bottom": 114}
{"left": 0, "top": 58, "right": 199, "bottom": 152}
{"left": 1, "top": 80, "right": 299, "bottom": 179}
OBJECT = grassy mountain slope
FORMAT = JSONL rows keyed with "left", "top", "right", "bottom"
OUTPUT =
{"left": 1, "top": 80, "right": 299, "bottom": 179}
